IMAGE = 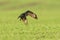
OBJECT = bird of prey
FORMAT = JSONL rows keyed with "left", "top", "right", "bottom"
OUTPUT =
{"left": 18, "top": 10, "right": 38, "bottom": 24}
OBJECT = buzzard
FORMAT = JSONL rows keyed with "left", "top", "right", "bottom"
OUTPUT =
{"left": 18, "top": 10, "right": 38, "bottom": 24}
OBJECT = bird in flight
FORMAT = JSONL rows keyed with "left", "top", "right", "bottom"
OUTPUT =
{"left": 18, "top": 10, "right": 38, "bottom": 24}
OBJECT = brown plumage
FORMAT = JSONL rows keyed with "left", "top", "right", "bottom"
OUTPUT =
{"left": 18, "top": 10, "right": 38, "bottom": 24}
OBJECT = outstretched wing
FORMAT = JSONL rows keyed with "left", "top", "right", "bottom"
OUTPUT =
{"left": 26, "top": 10, "right": 38, "bottom": 19}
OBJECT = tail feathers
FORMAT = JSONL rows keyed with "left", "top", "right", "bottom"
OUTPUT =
{"left": 18, "top": 16, "right": 21, "bottom": 21}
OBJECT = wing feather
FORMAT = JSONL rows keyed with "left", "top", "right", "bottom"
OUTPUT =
{"left": 27, "top": 11, "right": 38, "bottom": 19}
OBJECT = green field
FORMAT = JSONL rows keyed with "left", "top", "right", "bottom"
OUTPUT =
{"left": 0, "top": 0, "right": 60, "bottom": 40}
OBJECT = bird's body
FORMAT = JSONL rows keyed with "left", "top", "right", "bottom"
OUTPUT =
{"left": 18, "top": 10, "right": 38, "bottom": 24}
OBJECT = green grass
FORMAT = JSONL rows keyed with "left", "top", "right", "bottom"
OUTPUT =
{"left": 0, "top": 0, "right": 60, "bottom": 40}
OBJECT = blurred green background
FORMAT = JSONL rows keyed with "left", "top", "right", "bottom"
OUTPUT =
{"left": 0, "top": 0, "right": 60, "bottom": 40}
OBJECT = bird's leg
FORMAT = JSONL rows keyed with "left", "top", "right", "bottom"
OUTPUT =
{"left": 22, "top": 18, "right": 28, "bottom": 24}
